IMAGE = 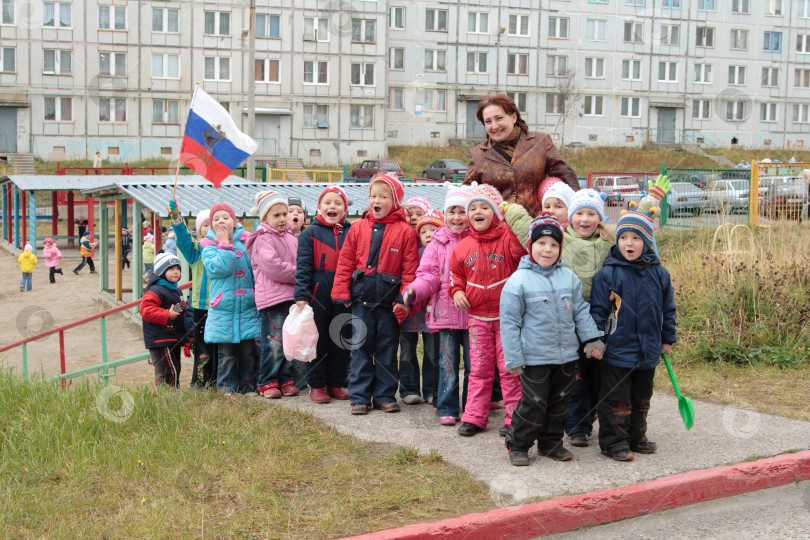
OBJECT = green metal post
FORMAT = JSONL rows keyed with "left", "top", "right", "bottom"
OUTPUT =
{"left": 660, "top": 162, "right": 668, "bottom": 227}
{"left": 22, "top": 342, "right": 28, "bottom": 378}
{"left": 100, "top": 316, "right": 109, "bottom": 383}
{"left": 132, "top": 200, "right": 144, "bottom": 303}
{"left": 13, "top": 184, "right": 20, "bottom": 248}
{"left": 28, "top": 190, "right": 37, "bottom": 254}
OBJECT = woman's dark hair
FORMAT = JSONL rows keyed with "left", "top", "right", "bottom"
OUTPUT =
{"left": 476, "top": 94, "right": 529, "bottom": 135}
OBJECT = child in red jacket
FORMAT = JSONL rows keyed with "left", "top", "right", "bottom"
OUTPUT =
{"left": 449, "top": 183, "right": 527, "bottom": 436}
{"left": 332, "top": 173, "right": 420, "bottom": 415}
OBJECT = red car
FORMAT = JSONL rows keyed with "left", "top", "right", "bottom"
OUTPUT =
{"left": 351, "top": 159, "right": 404, "bottom": 180}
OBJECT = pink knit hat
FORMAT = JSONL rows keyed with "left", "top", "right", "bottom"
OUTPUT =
{"left": 403, "top": 196, "right": 431, "bottom": 214}
{"left": 466, "top": 182, "right": 504, "bottom": 222}
{"left": 319, "top": 184, "right": 348, "bottom": 209}
{"left": 370, "top": 173, "right": 405, "bottom": 208}
{"left": 210, "top": 203, "right": 236, "bottom": 223}
{"left": 537, "top": 176, "right": 564, "bottom": 206}
{"left": 44, "top": 237, "right": 54, "bottom": 244}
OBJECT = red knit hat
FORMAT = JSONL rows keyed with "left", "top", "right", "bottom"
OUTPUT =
{"left": 319, "top": 184, "right": 348, "bottom": 210}
{"left": 210, "top": 203, "right": 236, "bottom": 223}
{"left": 370, "top": 173, "right": 405, "bottom": 208}
{"left": 417, "top": 209, "right": 445, "bottom": 235}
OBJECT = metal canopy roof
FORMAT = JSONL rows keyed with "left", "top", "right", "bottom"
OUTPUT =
{"left": 1, "top": 175, "right": 118, "bottom": 191}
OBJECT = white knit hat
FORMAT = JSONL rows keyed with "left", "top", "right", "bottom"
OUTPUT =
{"left": 251, "top": 190, "right": 287, "bottom": 222}
{"left": 153, "top": 252, "right": 181, "bottom": 277}
{"left": 542, "top": 182, "right": 576, "bottom": 210}
{"left": 443, "top": 182, "right": 472, "bottom": 213}
{"left": 568, "top": 188, "right": 606, "bottom": 222}
{"left": 195, "top": 209, "right": 210, "bottom": 232}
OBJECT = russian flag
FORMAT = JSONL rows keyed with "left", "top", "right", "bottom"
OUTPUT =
{"left": 179, "top": 86, "right": 258, "bottom": 188}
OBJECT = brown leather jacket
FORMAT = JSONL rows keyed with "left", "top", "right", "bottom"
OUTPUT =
{"left": 464, "top": 131, "right": 578, "bottom": 218}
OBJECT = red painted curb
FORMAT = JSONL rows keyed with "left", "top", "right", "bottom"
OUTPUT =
{"left": 344, "top": 450, "right": 810, "bottom": 540}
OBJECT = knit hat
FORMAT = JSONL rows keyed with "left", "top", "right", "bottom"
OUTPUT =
{"left": 369, "top": 173, "right": 405, "bottom": 208}
{"left": 417, "top": 209, "right": 445, "bottom": 235}
{"left": 466, "top": 182, "right": 504, "bottom": 222}
{"left": 195, "top": 209, "right": 210, "bottom": 232}
{"left": 210, "top": 203, "right": 236, "bottom": 224}
{"left": 444, "top": 182, "right": 472, "bottom": 213}
{"left": 287, "top": 197, "right": 305, "bottom": 212}
{"left": 527, "top": 214, "right": 564, "bottom": 265}
{"left": 143, "top": 233, "right": 154, "bottom": 242}
{"left": 542, "top": 182, "right": 577, "bottom": 210}
{"left": 568, "top": 188, "right": 606, "bottom": 222}
{"left": 318, "top": 184, "right": 348, "bottom": 210}
{"left": 403, "top": 196, "right": 431, "bottom": 215}
{"left": 44, "top": 237, "right": 54, "bottom": 244}
{"left": 82, "top": 230, "right": 91, "bottom": 238}
{"left": 153, "top": 252, "right": 181, "bottom": 277}
{"left": 616, "top": 207, "right": 656, "bottom": 249}
{"left": 250, "top": 190, "right": 287, "bottom": 222}
{"left": 24, "top": 243, "right": 32, "bottom": 252}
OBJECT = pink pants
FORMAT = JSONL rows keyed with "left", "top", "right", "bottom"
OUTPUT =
{"left": 460, "top": 318, "right": 521, "bottom": 429}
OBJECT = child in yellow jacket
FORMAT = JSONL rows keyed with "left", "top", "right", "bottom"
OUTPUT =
{"left": 18, "top": 244, "right": 38, "bottom": 291}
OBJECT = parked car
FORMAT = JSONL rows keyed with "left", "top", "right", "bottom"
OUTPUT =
{"left": 422, "top": 159, "right": 468, "bottom": 180}
{"left": 592, "top": 175, "right": 644, "bottom": 206}
{"left": 757, "top": 176, "right": 803, "bottom": 213}
{"left": 351, "top": 159, "right": 404, "bottom": 180}
{"left": 667, "top": 171, "right": 721, "bottom": 189}
{"left": 761, "top": 179, "right": 809, "bottom": 221}
{"left": 665, "top": 182, "right": 705, "bottom": 216}
{"left": 701, "top": 179, "right": 750, "bottom": 213}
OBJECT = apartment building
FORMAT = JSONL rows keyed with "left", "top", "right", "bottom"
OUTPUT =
{"left": 1, "top": 1, "right": 810, "bottom": 166}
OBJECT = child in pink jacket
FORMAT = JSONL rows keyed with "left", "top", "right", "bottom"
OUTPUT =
{"left": 43, "top": 237, "right": 63, "bottom": 283}
{"left": 245, "top": 190, "right": 300, "bottom": 399}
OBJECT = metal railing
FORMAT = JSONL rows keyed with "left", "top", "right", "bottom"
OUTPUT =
{"left": 268, "top": 168, "right": 343, "bottom": 183}
{"left": 254, "top": 137, "right": 286, "bottom": 158}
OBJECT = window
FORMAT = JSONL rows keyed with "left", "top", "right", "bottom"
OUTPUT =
{"left": 765, "top": 0, "right": 782, "bottom": 15}
{"left": 548, "top": 17, "right": 569, "bottom": 39}
{"left": 152, "top": 8, "right": 178, "bottom": 32}
{"left": 762, "top": 67, "right": 779, "bottom": 87}
{"left": 466, "top": 52, "right": 487, "bottom": 73}
{"left": 692, "top": 100, "right": 711, "bottom": 119}
{"left": 696, "top": 27, "right": 715, "bottom": 47}
{"left": 425, "top": 9, "right": 447, "bottom": 31}
{"left": 587, "top": 19, "right": 606, "bottom": 41}
{"left": 584, "top": 57, "right": 604, "bottom": 78}
{"left": 99, "top": 6, "right": 126, "bottom": 30}
{"left": 506, "top": 92, "right": 527, "bottom": 112}
{"left": 350, "top": 62, "right": 375, "bottom": 86}
{"left": 303, "top": 18, "right": 328, "bottom": 42}
{"left": 794, "top": 104, "right": 810, "bottom": 123}
{"left": 350, "top": 105, "right": 373, "bottom": 128}
{"left": 351, "top": 19, "right": 375, "bottom": 43}
{"left": 694, "top": 63, "right": 712, "bottom": 83}
{"left": 509, "top": 14, "right": 529, "bottom": 36}
{"left": 698, "top": 0, "right": 716, "bottom": 10}
{"left": 255, "top": 59, "right": 279, "bottom": 82}
{"left": 624, "top": 22, "right": 643, "bottom": 43}
{"left": 622, "top": 59, "right": 641, "bottom": 80}
{"left": 729, "top": 65, "right": 746, "bottom": 85}
{"left": 303, "top": 60, "right": 328, "bottom": 84}
{"left": 795, "top": 69, "right": 810, "bottom": 88}
{"left": 99, "top": 52, "right": 125, "bottom": 76}
{"left": 764, "top": 31, "right": 782, "bottom": 52}
{"left": 1, "top": 47, "right": 13, "bottom": 72}
{"left": 152, "top": 99, "right": 179, "bottom": 124}
{"left": 760, "top": 103, "right": 778, "bottom": 122}
{"left": 661, "top": 25, "right": 679, "bottom": 45}
{"left": 389, "top": 6, "right": 404, "bottom": 29}
{"left": 797, "top": 35, "right": 810, "bottom": 53}
{"left": 658, "top": 62, "right": 677, "bottom": 82}
{"left": 204, "top": 57, "right": 230, "bottom": 81}
{"left": 801, "top": 0, "right": 810, "bottom": 18}
{"left": 255, "top": 14, "right": 280, "bottom": 38}
{"left": 507, "top": 53, "right": 528, "bottom": 75}
{"left": 663, "top": 0, "right": 681, "bottom": 6}
{"left": 44, "top": 97, "right": 72, "bottom": 121}
{"left": 303, "top": 104, "right": 328, "bottom": 127}
{"left": 626, "top": 0, "right": 645, "bottom": 5}
{"left": 424, "top": 49, "right": 446, "bottom": 71}
{"left": 390, "top": 48, "right": 404, "bottom": 70}
{"left": 99, "top": 98, "right": 126, "bottom": 122}
{"left": 2, "top": 0, "right": 13, "bottom": 24}
{"left": 621, "top": 97, "right": 640, "bottom": 117}
{"left": 424, "top": 90, "right": 446, "bottom": 111}
{"left": 731, "top": 29, "right": 748, "bottom": 50}
{"left": 43, "top": 2, "right": 71, "bottom": 27}
{"left": 152, "top": 54, "right": 179, "bottom": 78}
{"left": 546, "top": 94, "right": 565, "bottom": 114}
{"left": 204, "top": 11, "right": 230, "bottom": 35}
{"left": 44, "top": 50, "right": 71, "bottom": 74}
{"left": 732, "top": 0, "right": 750, "bottom": 14}
{"left": 389, "top": 89, "right": 404, "bottom": 111}
{"left": 547, "top": 55, "right": 567, "bottom": 77}
{"left": 468, "top": 12, "right": 488, "bottom": 34}
{"left": 726, "top": 101, "right": 746, "bottom": 121}
{"left": 583, "top": 96, "right": 603, "bottom": 116}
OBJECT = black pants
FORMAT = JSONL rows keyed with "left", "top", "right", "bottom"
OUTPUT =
{"left": 305, "top": 303, "right": 351, "bottom": 389}
{"left": 74, "top": 256, "right": 95, "bottom": 273}
{"left": 506, "top": 362, "right": 577, "bottom": 452}
{"left": 149, "top": 345, "right": 182, "bottom": 388}
{"left": 598, "top": 363, "right": 655, "bottom": 453}
{"left": 191, "top": 309, "right": 218, "bottom": 388}
{"left": 48, "top": 267, "right": 63, "bottom": 283}
{"left": 121, "top": 251, "right": 131, "bottom": 269}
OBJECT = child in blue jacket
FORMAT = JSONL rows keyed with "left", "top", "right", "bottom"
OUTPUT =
{"left": 500, "top": 215, "right": 605, "bottom": 466}
{"left": 590, "top": 209, "right": 676, "bottom": 462}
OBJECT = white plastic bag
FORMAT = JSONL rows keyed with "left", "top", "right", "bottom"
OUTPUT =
{"left": 282, "top": 304, "right": 319, "bottom": 362}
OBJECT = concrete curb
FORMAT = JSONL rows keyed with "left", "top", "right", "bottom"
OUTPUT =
{"left": 344, "top": 450, "right": 810, "bottom": 540}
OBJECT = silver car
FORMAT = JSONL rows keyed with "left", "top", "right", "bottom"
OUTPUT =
{"left": 665, "top": 182, "right": 705, "bottom": 216}
{"left": 422, "top": 159, "right": 468, "bottom": 180}
{"left": 701, "top": 179, "right": 750, "bottom": 213}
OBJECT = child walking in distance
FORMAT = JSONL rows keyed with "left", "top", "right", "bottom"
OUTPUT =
{"left": 449, "top": 183, "right": 529, "bottom": 437}
{"left": 501, "top": 215, "right": 605, "bottom": 466}
{"left": 120, "top": 228, "right": 132, "bottom": 269}
{"left": 73, "top": 231, "right": 97, "bottom": 274}
{"left": 169, "top": 202, "right": 218, "bottom": 388}
{"left": 201, "top": 203, "right": 262, "bottom": 396}
{"left": 590, "top": 208, "right": 676, "bottom": 462}
{"left": 332, "top": 173, "right": 419, "bottom": 415}
{"left": 18, "top": 244, "right": 37, "bottom": 291}
{"left": 140, "top": 253, "right": 186, "bottom": 387}
{"left": 142, "top": 233, "right": 155, "bottom": 277}
{"left": 246, "top": 191, "right": 300, "bottom": 399}
{"left": 43, "top": 237, "right": 63, "bottom": 284}
{"left": 294, "top": 185, "right": 352, "bottom": 403}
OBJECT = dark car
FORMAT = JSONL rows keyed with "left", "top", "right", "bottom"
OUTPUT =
{"left": 351, "top": 159, "right": 404, "bottom": 180}
{"left": 761, "top": 179, "right": 809, "bottom": 221}
{"left": 422, "top": 159, "right": 468, "bottom": 180}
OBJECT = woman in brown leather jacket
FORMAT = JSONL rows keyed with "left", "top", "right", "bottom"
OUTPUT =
{"left": 464, "top": 94, "right": 579, "bottom": 218}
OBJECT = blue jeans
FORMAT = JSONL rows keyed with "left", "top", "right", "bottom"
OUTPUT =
{"left": 20, "top": 272, "right": 32, "bottom": 291}
{"left": 436, "top": 329, "right": 471, "bottom": 418}
{"left": 348, "top": 303, "right": 399, "bottom": 405}
{"left": 144, "top": 263, "right": 154, "bottom": 275}
{"left": 217, "top": 339, "right": 258, "bottom": 394}
{"left": 257, "top": 303, "right": 294, "bottom": 392}
{"left": 565, "top": 353, "right": 602, "bottom": 436}
{"left": 398, "top": 331, "right": 436, "bottom": 400}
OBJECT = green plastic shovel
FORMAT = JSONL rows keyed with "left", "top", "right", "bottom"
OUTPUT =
{"left": 662, "top": 353, "right": 695, "bottom": 430}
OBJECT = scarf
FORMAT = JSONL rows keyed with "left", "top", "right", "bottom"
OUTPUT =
{"left": 315, "top": 214, "right": 344, "bottom": 234}
{"left": 493, "top": 126, "right": 522, "bottom": 161}
{"left": 157, "top": 278, "right": 178, "bottom": 290}
{"left": 368, "top": 207, "right": 408, "bottom": 225}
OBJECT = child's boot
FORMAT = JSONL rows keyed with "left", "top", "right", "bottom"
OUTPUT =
{"left": 508, "top": 448, "right": 529, "bottom": 466}
{"left": 630, "top": 441, "right": 658, "bottom": 454}
{"left": 538, "top": 443, "right": 573, "bottom": 462}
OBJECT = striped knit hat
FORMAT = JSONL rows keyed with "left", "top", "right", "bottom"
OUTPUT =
{"left": 370, "top": 173, "right": 405, "bottom": 208}
{"left": 251, "top": 190, "right": 287, "bottom": 222}
{"left": 616, "top": 209, "right": 656, "bottom": 249}
{"left": 466, "top": 182, "right": 504, "bottom": 222}
{"left": 417, "top": 209, "right": 445, "bottom": 235}
{"left": 153, "top": 252, "right": 181, "bottom": 277}
{"left": 527, "top": 213, "right": 564, "bottom": 265}
{"left": 444, "top": 182, "right": 472, "bottom": 213}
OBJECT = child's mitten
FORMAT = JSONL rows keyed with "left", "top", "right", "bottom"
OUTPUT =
{"left": 585, "top": 339, "right": 607, "bottom": 359}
